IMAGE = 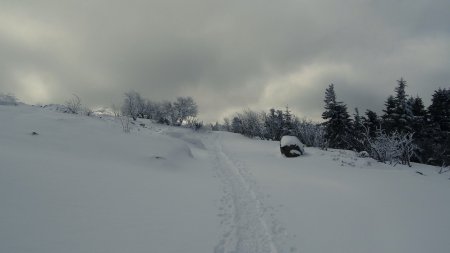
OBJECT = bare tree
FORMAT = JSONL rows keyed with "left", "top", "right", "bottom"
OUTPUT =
{"left": 121, "top": 91, "right": 141, "bottom": 120}
{"left": 119, "top": 115, "right": 131, "bottom": 133}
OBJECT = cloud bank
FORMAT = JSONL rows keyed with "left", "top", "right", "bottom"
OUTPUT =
{"left": 1, "top": 0, "right": 449, "bottom": 121}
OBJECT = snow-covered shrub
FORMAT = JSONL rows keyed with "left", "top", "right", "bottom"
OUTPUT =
{"left": 0, "top": 93, "right": 18, "bottom": 105}
{"left": 186, "top": 117, "right": 203, "bottom": 131}
{"left": 280, "top": 135, "right": 305, "bottom": 157}
{"left": 366, "top": 130, "right": 417, "bottom": 167}
{"left": 292, "top": 119, "right": 327, "bottom": 149}
{"left": 235, "top": 109, "right": 265, "bottom": 138}
{"left": 65, "top": 94, "right": 82, "bottom": 114}
{"left": 83, "top": 107, "right": 94, "bottom": 116}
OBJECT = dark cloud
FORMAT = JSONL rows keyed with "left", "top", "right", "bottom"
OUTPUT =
{"left": 1, "top": 0, "right": 449, "bottom": 122}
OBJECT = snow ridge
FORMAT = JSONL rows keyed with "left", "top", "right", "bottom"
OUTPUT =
{"left": 211, "top": 134, "right": 279, "bottom": 253}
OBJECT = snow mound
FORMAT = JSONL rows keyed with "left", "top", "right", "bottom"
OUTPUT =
{"left": 280, "top": 135, "right": 304, "bottom": 148}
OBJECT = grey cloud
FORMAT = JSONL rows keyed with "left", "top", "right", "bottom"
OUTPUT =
{"left": 0, "top": 0, "right": 449, "bottom": 122}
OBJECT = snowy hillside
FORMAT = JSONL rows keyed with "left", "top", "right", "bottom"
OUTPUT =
{"left": 1, "top": 105, "right": 450, "bottom": 253}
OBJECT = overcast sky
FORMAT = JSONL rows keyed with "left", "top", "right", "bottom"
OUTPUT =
{"left": 1, "top": 0, "right": 449, "bottom": 122}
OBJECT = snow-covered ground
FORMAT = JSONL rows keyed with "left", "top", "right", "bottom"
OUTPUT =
{"left": 1, "top": 104, "right": 450, "bottom": 253}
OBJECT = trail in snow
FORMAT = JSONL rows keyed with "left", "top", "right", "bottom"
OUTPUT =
{"left": 209, "top": 133, "right": 281, "bottom": 253}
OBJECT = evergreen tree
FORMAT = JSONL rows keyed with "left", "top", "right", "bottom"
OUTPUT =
{"left": 425, "top": 88, "right": 450, "bottom": 166}
{"left": 407, "top": 96, "right": 427, "bottom": 134}
{"left": 282, "top": 106, "right": 294, "bottom": 135}
{"left": 382, "top": 95, "right": 396, "bottom": 132}
{"left": 407, "top": 96, "right": 427, "bottom": 162}
{"left": 364, "top": 110, "right": 380, "bottom": 138}
{"left": 322, "top": 84, "right": 352, "bottom": 149}
{"left": 393, "top": 78, "right": 413, "bottom": 132}
{"left": 382, "top": 78, "right": 413, "bottom": 133}
{"left": 428, "top": 88, "right": 450, "bottom": 132}
{"left": 264, "top": 108, "right": 279, "bottom": 140}
{"left": 351, "top": 107, "right": 366, "bottom": 151}
{"left": 275, "top": 109, "right": 284, "bottom": 140}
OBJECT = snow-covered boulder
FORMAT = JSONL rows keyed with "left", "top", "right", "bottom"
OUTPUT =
{"left": 280, "top": 135, "right": 305, "bottom": 157}
{"left": 357, "top": 151, "right": 370, "bottom": 158}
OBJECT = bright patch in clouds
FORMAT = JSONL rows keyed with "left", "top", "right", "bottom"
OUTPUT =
{"left": 14, "top": 71, "right": 53, "bottom": 103}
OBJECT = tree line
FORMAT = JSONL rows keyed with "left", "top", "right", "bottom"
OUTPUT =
{"left": 219, "top": 79, "right": 449, "bottom": 168}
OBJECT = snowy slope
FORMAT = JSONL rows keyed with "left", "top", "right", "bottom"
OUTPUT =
{"left": 1, "top": 104, "right": 450, "bottom": 253}
{"left": 0, "top": 105, "right": 222, "bottom": 253}
{"left": 219, "top": 132, "right": 450, "bottom": 253}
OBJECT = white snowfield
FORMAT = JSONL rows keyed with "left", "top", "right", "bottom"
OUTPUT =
{"left": 1, "top": 105, "right": 450, "bottom": 253}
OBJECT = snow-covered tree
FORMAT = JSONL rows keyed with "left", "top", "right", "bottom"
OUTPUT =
{"left": 425, "top": 88, "right": 450, "bottom": 166}
{"left": 282, "top": 106, "right": 294, "bottom": 136}
{"left": 237, "top": 109, "right": 264, "bottom": 138}
{"left": 364, "top": 110, "right": 380, "bottom": 138}
{"left": 173, "top": 96, "right": 198, "bottom": 126}
{"left": 231, "top": 116, "right": 243, "bottom": 134}
{"left": 393, "top": 78, "right": 413, "bottom": 133}
{"left": 350, "top": 107, "right": 367, "bottom": 151}
{"left": 322, "top": 84, "right": 352, "bottom": 149}
{"left": 383, "top": 78, "right": 413, "bottom": 133}
{"left": 293, "top": 118, "right": 327, "bottom": 149}
{"left": 382, "top": 95, "right": 396, "bottom": 132}
{"left": 121, "top": 91, "right": 141, "bottom": 120}
{"left": 263, "top": 108, "right": 279, "bottom": 140}
{"left": 223, "top": 117, "right": 231, "bottom": 132}
{"left": 428, "top": 88, "right": 450, "bottom": 132}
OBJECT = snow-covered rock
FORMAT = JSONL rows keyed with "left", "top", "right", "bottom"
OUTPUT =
{"left": 280, "top": 135, "right": 305, "bottom": 157}
{"left": 357, "top": 150, "right": 370, "bottom": 158}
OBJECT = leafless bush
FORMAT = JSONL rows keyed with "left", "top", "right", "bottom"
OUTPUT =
{"left": 65, "top": 94, "right": 82, "bottom": 114}
{"left": 119, "top": 115, "right": 131, "bottom": 133}
{"left": 112, "top": 104, "right": 120, "bottom": 118}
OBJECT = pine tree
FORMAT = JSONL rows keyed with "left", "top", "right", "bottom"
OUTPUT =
{"left": 275, "top": 109, "right": 284, "bottom": 140}
{"left": 364, "top": 110, "right": 380, "bottom": 138}
{"left": 382, "top": 95, "right": 396, "bottom": 132}
{"left": 408, "top": 96, "right": 427, "bottom": 134}
{"left": 428, "top": 88, "right": 450, "bottom": 132}
{"left": 382, "top": 78, "right": 413, "bottom": 133}
{"left": 351, "top": 107, "right": 366, "bottom": 151}
{"left": 282, "top": 106, "right": 294, "bottom": 135}
{"left": 425, "top": 88, "right": 450, "bottom": 166}
{"left": 393, "top": 78, "right": 413, "bottom": 132}
{"left": 322, "top": 84, "right": 352, "bottom": 149}
{"left": 264, "top": 108, "right": 279, "bottom": 140}
{"left": 407, "top": 96, "right": 427, "bottom": 162}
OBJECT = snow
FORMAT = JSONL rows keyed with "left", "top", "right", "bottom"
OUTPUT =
{"left": 280, "top": 135, "right": 305, "bottom": 156}
{"left": 280, "top": 135, "right": 304, "bottom": 148}
{"left": 1, "top": 104, "right": 450, "bottom": 253}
